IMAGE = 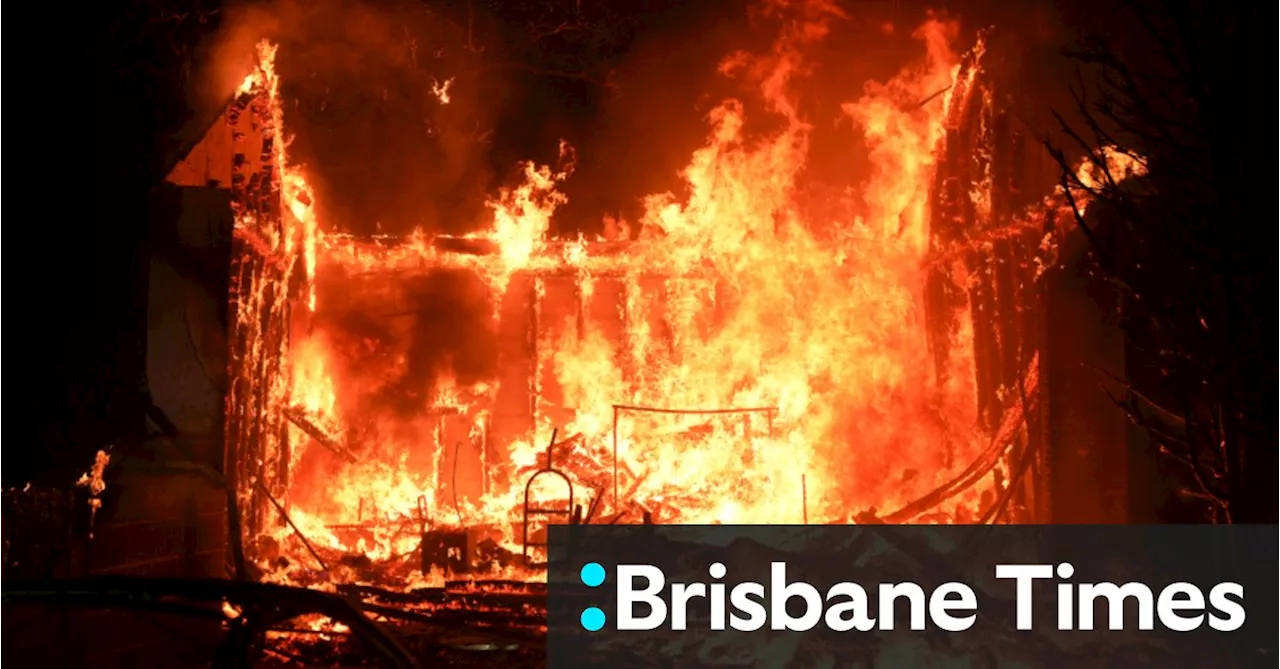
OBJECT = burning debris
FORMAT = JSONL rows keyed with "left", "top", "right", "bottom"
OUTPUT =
{"left": 74, "top": 449, "right": 111, "bottom": 537}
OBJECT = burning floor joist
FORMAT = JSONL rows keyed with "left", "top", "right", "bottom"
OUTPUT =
{"left": 277, "top": 581, "right": 548, "bottom": 668}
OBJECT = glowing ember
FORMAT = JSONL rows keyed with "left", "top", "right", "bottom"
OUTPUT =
{"left": 1066, "top": 145, "right": 1148, "bottom": 215}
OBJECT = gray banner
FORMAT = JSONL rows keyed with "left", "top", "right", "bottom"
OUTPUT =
{"left": 548, "top": 525, "right": 1277, "bottom": 668}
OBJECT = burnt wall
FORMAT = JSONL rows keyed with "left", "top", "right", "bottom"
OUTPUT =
{"left": 146, "top": 185, "right": 235, "bottom": 468}
{"left": 85, "top": 149, "right": 246, "bottom": 583}
{"left": 89, "top": 183, "right": 237, "bottom": 582}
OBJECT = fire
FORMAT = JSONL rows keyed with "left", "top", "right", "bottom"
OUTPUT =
{"left": 229, "top": 7, "right": 1009, "bottom": 585}
{"left": 1066, "top": 145, "right": 1148, "bottom": 215}
{"left": 1074, "top": 145, "right": 1146, "bottom": 192}
{"left": 488, "top": 141, "right": 574, "bottom": 282}
{"left": 76, "top": 449, "right": 111, "bottom": 536}
{"left": 430, "top": 77, "right": 454, "bottom": 104}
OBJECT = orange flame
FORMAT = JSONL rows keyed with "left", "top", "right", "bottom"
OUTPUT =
{"left": 230, "top": 12, "right": 1038, "bottom": 586}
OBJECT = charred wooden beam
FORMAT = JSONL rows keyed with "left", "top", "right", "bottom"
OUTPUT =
{"left": 283, "top": 407, "right": 358, "bottom": 464}
{"left": 421, "top": 530, "right": 476, "bottom": 574}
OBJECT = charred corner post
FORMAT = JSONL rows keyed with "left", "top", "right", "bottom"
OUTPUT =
{"left": 926, "top": 29, "right": 1137, "bottom": 524}
{"left": 924, "top": 34, "right": 1056, "bottom": 525}
{"left": 220, "top": 73, "right": 298, "bottom": 574}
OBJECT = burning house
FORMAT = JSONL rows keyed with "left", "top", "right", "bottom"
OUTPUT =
{"left": 1, "top": 0, "right": 1214, "bottom": 665}
{"left": 143, "top": 14, "right": 1147, "bottom": 590}
{"left": 3, "top": 0, "right": 1271, "bottom": 666}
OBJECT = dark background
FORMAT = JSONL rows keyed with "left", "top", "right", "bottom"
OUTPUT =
{"left": 9, "top": 0, "right": 1274, "bottom": 518}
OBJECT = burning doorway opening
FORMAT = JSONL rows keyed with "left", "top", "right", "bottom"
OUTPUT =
{"left": 161, "top": 16, "right": 1121, "bottom": 590}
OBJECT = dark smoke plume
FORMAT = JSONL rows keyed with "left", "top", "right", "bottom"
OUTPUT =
{"left": 208, "top": 0, "right": 506, "bottom": 237}
{"left": 380, "top": 270, "right": 500, "bottom": 418}
{"left": 310, "top": 266, "right": 499, "bottom": 424}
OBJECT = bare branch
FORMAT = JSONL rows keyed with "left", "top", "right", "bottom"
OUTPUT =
{"left": 1043, "top": 1, "right": 1264, "bottom": 523}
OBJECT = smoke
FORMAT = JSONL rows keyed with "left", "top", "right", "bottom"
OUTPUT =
{"left": 190, "top": 2, "right": 282, "bottom": 120}
{"left": 576, "top": 0, "right": 1082, "bottom": 233}
{"left": 381, "top": 270, "right": 499, "bottom": 418}
{"left": 205, "top": 0, "right": 508, "bottom": 237}
{"left": 564, "top": 1, "right": 958, "bottom": 233}
{"left": 311, "top": 266, "right": 499, "bottom": 424}
{"left": 197, "top": 0, "right": 1078, "bottom": 239}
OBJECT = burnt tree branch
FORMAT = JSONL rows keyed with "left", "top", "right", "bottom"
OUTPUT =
{"left": 1043, "top": 0, "right": 1272, "bottom": 522}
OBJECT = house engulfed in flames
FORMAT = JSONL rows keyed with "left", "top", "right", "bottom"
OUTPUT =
{"left": 160, "top": 18, "right": 1142, "bottom": 586}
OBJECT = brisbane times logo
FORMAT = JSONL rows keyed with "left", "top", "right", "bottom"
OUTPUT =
{"left": 572, "top": 561, "right": 1248, "bottom": 633}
